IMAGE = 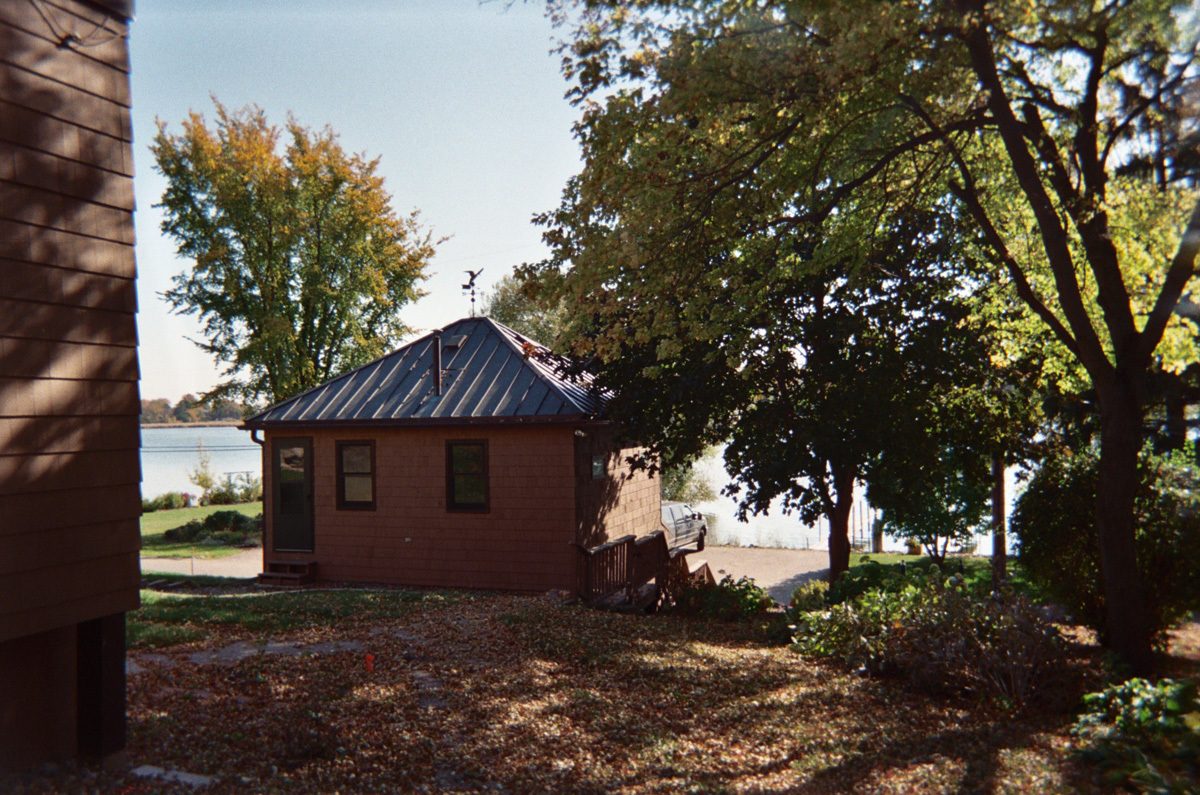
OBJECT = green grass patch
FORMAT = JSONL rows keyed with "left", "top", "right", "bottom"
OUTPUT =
{"left": 140, "top": 502, "right": 262, "bottom": 558}
{"left": 140, "top": 572, "right": 256, "bottom": 589}
{"left": 127, "top": 587, "right": 472, "bottom": 649}
{"left": 846, "top": 552, "right": 1042, "bottom": 600}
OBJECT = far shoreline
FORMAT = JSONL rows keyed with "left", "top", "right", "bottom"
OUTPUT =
{"left": 141, "top": 421, "right": 244, "bottom": 429}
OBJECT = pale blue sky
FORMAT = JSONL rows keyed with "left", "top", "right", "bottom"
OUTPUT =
{"left": 130, "top": 0, "right": 580, "bottom": 402}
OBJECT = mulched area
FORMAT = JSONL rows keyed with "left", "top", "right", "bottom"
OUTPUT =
{"left": 7, "top": 593, "right": 1198, "bottom": 794}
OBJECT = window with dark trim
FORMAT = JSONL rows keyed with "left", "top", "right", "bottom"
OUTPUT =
{"left": 336, "top": 440, "right": 375, "bottom": 510}
{"left": 446, "top": 440, "right": 488, "bottom": 512}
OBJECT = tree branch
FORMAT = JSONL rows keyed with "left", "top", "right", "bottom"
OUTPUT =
{"left": 1134, "top": 197, "right": 1200, "bottom": 370}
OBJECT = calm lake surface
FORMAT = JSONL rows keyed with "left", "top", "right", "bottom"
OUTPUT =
{"left": 139, "top": 426, "right": 1021, "bottom": 552}
{"left": 140, "top": 425, "right": 261, "bottom": 500}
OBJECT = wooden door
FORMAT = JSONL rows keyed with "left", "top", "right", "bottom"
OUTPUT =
{"left": 272, "top": 437, "right": 313, "bottom": 552}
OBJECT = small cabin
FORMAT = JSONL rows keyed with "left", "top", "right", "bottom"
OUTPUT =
{"left": 243, "top": 317, "right": 663, "bottom": 593}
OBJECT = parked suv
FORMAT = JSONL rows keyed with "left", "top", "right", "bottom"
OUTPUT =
{"left": 661, "top": 501, "right": 707, "bottom": 551}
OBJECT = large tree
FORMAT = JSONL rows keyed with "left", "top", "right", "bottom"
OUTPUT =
{"left": 534, "top": 0, "right": 1200, "bottom": 673}
{"left": 153, "top": 101, "right": 434, "bottom": 405}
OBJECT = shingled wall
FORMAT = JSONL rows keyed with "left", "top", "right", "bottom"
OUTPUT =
{"left": 0, "top": 0, "right": 140, "bottom": 768}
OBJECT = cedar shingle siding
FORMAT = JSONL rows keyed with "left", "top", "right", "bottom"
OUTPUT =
{"left": 0, "top": 0, "right": 140, "bottom": 769}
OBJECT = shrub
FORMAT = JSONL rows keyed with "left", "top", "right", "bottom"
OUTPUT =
{"left": 1011, "top": 448, "right": 1200, "bottom": 645}
{"left": 1073, "top": 677, "right": 1200, "bottom": 792}
{"left": 792, "top": 573, "right": 1072, "bottom": 708}
{"left": 205, "top": 487, "right": 240, "bottom": 505}
{"left": 163, "top": 519, "right": 203, "bottom": 543}
{"left": 671, "top": 575, "right": 774, "bottom": 623}
{"left": 789, "top": 579, "right": 829, "bottom": 613}
{"left": 826, "top": 557, "right": 973, "bottom": 606}
{"left": 141, "top": 491, "right": 192, "bottom": 513}
{"left": 162, "top": 511, "right": 261, "bottom": 546}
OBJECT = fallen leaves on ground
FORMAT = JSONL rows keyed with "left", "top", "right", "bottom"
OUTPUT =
{"left": 7, "top": 589, "right": 1149, "bottom": 794}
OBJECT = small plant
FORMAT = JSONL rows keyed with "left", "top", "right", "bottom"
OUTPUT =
{"left": 141, "top": 491, "right": 192, "bottom": 513}
{"left": 789, "top": 580, "right": 828, "bottom": 613}
{"left": 1073, "top": 677, "right": 1200, "bottom": 792}
{"left": 792, "top": 574, "right": 1072, "bottom": 708}
{"left": 162, "top": 510, "right": 261, "bottom": 546}
{"left": 670, "top": 575, "right": 774, "bottom": 623}
{"left": 189, "top": 442, "right": 217, "bottom": 496}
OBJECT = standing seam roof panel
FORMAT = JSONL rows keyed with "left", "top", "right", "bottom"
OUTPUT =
{"left": 243, "top": 317, "right": 603, "bottom": 425}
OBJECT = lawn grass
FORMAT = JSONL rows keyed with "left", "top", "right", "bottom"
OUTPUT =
{"left": 845, "top": 550, "right": 1044, "bottom": 601}
{"left": 128, "top": 580, "right": 473, "bottom": 649}
{"left": 140, "top": 502, "right": 262, "bottom": 559}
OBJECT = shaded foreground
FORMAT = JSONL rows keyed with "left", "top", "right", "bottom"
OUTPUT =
{"left": 7, "top": 586, "right": 1128, "bottom": 793}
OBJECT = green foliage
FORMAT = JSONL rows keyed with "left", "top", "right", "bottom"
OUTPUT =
{"left": 1073, "top": 678, "right": 1200, "bottom": 793}
{"left": 141, "top": 395, "right": 251, "bottom": 424}
{"left": 152, "top": 100, "right": 433, "bottom": 404}
{"left": 203, "top": 472, "right": 262, "bottom": 506}
{"left": 1012, "top": 449, "right": 1200, "bottom": 644}
{"left": 479, "top": 273, "right": 569, "bottom": 347}
{"left": 787, "top": 580, "right": 829, "bottom": 614}
{"left": 660, "top": 449, "right": 717, "bottom": 504}
{"left": 538, "top": 0, "right": 1200, "bottom": 673}
{"left": 188, "top": 442, "right": 217, "bottom": 497}
{"left": 792, "top": 575, "right": 1070, "bottom": 708}
{"left": 142, "top": 491, "right": 192, "bottom": 513}
{"left": 164, "top": 509, "right": 260, "bottom": 546}
{"left": 826, "top": 557, "right": 978, "bottom": 606}
{"left": 670, "top": 575, "right": 773, "bottom": 623}
{"left": 870, "top": 446, "right": 991, "bottom": 565}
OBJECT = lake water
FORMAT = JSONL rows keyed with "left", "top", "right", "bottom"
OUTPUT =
{"left": 689, "top": 450, "right": 1025, "bottom": 554}
{"left": 139, "top": 426, "right": 1022, "bottom": 552}
{"left": 140, "top": 425, "right": 262, "bottom": 500}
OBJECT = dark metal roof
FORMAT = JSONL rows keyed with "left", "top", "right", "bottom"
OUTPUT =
{"left": 84, "top": 0, "right": 135, "bottom": 20}
{"left": 244, "top": 317, "right": 602, "bottom": 427}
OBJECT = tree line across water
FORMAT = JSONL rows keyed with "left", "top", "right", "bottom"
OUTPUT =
{"left": 139, "top": 396, "right": 254, "bottom": 425}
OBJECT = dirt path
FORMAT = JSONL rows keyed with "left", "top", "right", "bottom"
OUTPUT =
{"left": 697, "top": 545, "right": 829, "bottom": 604}
{"left": 140, "top": 549, "right": 263, "bottom": 579}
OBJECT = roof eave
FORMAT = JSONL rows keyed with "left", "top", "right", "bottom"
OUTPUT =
{"left": 240, "top": 414, "right": 607, "bottom": 432}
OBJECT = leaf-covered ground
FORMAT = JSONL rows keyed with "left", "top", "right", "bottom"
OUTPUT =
{"left": 6, "top": 586, "right": 1173, "bottom": 794}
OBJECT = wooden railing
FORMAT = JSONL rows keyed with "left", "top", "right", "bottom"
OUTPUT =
{"left": 574, "top": 530, "right": 671, "bottom": 604}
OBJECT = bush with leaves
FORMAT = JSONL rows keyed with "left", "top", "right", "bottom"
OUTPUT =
{"left": 1012, "top": 448, "right": 1200, "bottom": 645}
{"left": 670, "top": 575, "right": 774, "bottom": 623}
{"left": 826, "top": 557, "right": 978, "bottom": 606}
{"left": 163, "top": 510, "right": 261, "bottom": 547}
{"left": 792, "top": 572, "right": 1073, "bottom": 708}
{"left": 1073, "top": 677, "right": 1200, "bottom": 792}
{"left": 141, "top": 491, "right": 192, "bottom": 513}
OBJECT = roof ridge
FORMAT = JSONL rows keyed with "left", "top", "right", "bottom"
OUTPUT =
{"left": 480, "top": 317, "right": 593, "bottom": 415}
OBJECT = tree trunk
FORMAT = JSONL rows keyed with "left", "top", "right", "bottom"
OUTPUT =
{"left": 991, "top": 451, "right": 1006, "bottom": 587}
{"left": 1095, "top": 376, "right": 1155, "bottom": 675}
{"left": 827, "top": 466, "right": 856, "bottom": 583}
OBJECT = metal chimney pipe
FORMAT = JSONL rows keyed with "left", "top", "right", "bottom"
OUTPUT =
{"left": 432, "top": 334, "right": 443, "bottom": 396}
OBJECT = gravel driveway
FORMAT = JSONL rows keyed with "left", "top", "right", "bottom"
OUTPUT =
{"left": 697, "top": 545, "right": 829, "bottom": 604}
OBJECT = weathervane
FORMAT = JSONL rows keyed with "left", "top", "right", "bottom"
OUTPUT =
{"left": 462, "top": 269, "right": 483, "bottom": 317}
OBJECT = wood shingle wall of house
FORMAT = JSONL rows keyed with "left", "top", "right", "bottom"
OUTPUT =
{"left": 0, "top": 0, "right": 140, "bottom": 769}
{"left": 263, "top": 425, "right": 580, "bottom": 592}
{"left": 574, "top": 426, "right": 661, "bottom": 549}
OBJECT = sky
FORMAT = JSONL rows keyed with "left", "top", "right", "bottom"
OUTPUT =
{"left": 129, "top": 0, "right": 581, "bottom": 402}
